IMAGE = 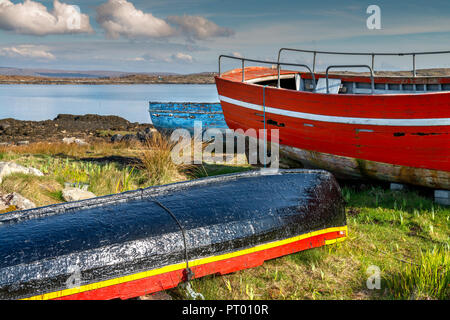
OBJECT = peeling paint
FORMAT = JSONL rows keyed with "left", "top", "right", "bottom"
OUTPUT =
{"left": 411, "top": 132, "right": 442, "bottom": 136}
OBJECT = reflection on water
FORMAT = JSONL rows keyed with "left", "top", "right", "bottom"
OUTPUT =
{"left": 0, "top": 84, "right": 219, "bottom": 123}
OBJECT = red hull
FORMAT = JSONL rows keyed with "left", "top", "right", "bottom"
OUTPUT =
{"left": 215, "top": 67, "right": 450, "bottom": 189}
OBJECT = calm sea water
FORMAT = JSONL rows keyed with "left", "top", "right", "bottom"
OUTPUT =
{"left": 0, "top": 84, "right": 219, "bottom": 123}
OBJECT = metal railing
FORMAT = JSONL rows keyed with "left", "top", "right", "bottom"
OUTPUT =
{"left": 218, "top": 55, "right": 316, "bottom": 91}
{"left": 326, "top": 65, "right": 374, "bottom": 94}
{"left": 218, "top": 49, "right": 449, "bottom": 95}
{"left": 277, "top": 48, "right": 450, "bottom": 77}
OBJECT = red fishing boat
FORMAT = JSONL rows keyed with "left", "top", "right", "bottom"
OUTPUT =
{"left": 215, "top": 49, "right": 450, "bottom": 189}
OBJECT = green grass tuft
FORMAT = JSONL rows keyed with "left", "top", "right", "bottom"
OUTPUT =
{"left": 386, "top": 247, "right": 449, "bottom": 300}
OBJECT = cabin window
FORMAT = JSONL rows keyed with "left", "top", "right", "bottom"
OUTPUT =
{"left": 415, "top": 84, "right": 425, "bottom": 91}
{"left": 388, "top": 84, "right": 400, "bottom": 90}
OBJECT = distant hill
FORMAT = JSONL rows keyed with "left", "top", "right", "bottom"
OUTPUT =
{"left": 0, "top": 67, "right": 178, "bottom": 78}
{"left": 0, "top": 71, "right": 217, "bottom": 85}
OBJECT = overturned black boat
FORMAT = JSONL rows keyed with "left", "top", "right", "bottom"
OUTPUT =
{"left": 0, "top": 169, "right": 346, "bottom": 300}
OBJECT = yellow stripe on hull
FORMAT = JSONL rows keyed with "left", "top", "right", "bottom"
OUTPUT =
{"left": 24, "top": 225, "right": 347, "bottom": 300}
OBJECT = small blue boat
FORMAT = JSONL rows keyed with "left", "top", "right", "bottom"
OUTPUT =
{"left": 148, "top": 102, "right": 228, "bottom": 134}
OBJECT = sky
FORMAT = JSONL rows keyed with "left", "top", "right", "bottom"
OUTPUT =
{"left": 0, "top": 0, "right": 449, "bottom": 73}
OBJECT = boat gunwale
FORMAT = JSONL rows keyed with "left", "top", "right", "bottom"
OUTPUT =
{"left": 216, "top": 68, "right": 450, "bottom": 98}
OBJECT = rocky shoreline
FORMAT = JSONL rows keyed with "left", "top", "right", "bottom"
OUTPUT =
{"left": 0, "top": 114, "right": 155, "bottom": 144}
{"left": 0, "top": 73, "right": 216, "bottom": 85}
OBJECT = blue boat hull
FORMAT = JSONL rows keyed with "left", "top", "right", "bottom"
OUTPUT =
{"left": 149, "top": 102, "right": 228, "bottom": 134}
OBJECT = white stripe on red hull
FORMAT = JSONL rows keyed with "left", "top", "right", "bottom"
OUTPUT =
{"left": 218, "top": 95, "right": 450, "bottom": 127}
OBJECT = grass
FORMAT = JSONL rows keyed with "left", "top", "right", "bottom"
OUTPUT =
{"left": 1, "top": 174, "right": 65, "bottom": 206}
{"left": 0, "top": 141, "right": 143, "bottom": 159}
{"left": 170, "top": 184, "right": 449, "bottom": 300}
{"left": 0, "top": 137, "right": 448, "bottom": 300}
{"left": 386, "top": 247, "right": 449, "bottom": 299}
{"left": 139, "top": 132, "right": 188, "bottom": 186}
{"left": 0, "top": 134, "right": 250, "bottom": 204}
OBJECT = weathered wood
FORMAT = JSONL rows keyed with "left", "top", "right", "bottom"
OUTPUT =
{"left": 280, "top": 145, "right": 449, "bottom": 189}
{"left": 149, "top": 102, "right": 228, "bottom": 134}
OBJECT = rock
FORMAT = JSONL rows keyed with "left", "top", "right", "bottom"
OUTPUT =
{"left": 435, "top": 190, "right": 450, "bottom": 206}
{"left": 0, "top": 162, "right": 44, "bottom": 183}
{"left": 62, "top": 187, "right": 96, "bottom": 202}
{"left": 74, "top": 139, "right": 87, "bottom": 146}
{"left": 8, "top": 192, "right": 36, "bottom": 210}
{"left": 122, "top": 134, "right": 138, "bottom": 142}
{"left": 144, "top": 127, "right": 156, "bottom": 134}
{"left": 62, "top": 137, "right": 88, "bottom": 145}
{"left": 62, "top": 137, "right": 75, "bottom": 144}
{"left": 0, "top": 192, "right": 36, "bottom": 211}
{"left": 0, "top": 123, "right": 10, "bottom": 131}
{"left": 390, "top": 183, "right": 405, "bottom": 191}
{"left": 137, "top": 131, "right": 152, "bottom": 142}
{"left": 111, "top": 134, "right": 123, "bottom": 143}
{"left": 16, "top": 141, "right": 29, "bottom": 146}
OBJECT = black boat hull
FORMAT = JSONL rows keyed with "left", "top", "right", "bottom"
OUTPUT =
{"left": 0, "top": 169, "right": 346, "bottom": 300}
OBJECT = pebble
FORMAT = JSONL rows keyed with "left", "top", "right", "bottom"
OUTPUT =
{"left": 62, "top": 187, "right": 96, "bottom": 202}
{"left": 0, "top": 162, "right": 44, "bottom": 183}
{"left": 0, "top": 192, "right": 36, "bottom": 212}
{"left": 62, "top": 137, "right": 88, "bottom": 145}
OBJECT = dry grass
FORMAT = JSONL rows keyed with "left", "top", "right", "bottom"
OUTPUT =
{"left": 0, "top": 141, "right": 141, "bottom": 159}
{"left": 1, "top": 174, "right": 64, "bottom": 207}
{"left": 0, "top": 135, "right": 200, "bottom": 201}
{"left": 139, "top": 132, "right": 189, "bottom": 185}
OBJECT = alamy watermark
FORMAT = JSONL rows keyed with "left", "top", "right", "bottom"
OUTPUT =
{"left": 366, "top": 265, "right": 381, "bottom": 290}
{"left": 366, "top": 5, "right": 382, "bottom": 30}
{"left": 65, "top": 265, "right": 82, "bottom": 289}
{"left": 170, "top": 121, "right": 280, "bottom": 171}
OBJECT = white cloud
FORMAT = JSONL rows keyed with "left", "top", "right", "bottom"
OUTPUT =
{"left": 96, "top": 0, "right": 174, "bottom": 39}
{"left": 125, "top": 57, "right": 145, "bottom": 61}
{"left": 0, "top": 0, "right": 93, "bottom": 36}
{"left": 171, "top": 52, "right": 193, "bottom": 63}
{"left": 0, "top": 45, "right": 55, "bottom": 59}
{"left": 140, "top": 52, "right": 193, "bottom": 63}
{"left": 167, "top": 15, "right": 234, "bottom": 40}
{"left": 95, "top": 1, "right": 234, "bottom": 41}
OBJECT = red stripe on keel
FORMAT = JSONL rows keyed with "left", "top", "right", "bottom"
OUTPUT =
{"left": 52, "top": 230, "right": 345, "bottom": 300}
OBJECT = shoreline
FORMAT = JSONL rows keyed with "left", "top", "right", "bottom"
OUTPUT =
{"left": 0, "top": 114, "right": 153, "bottom": 144}
{"left": 0, "top": 73, "right": 216, "bottom": 85}
{"left": 1, "top": 68, "right": 449, "bottom": 85}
